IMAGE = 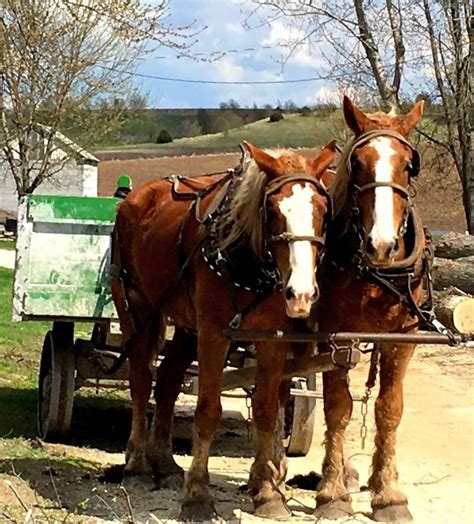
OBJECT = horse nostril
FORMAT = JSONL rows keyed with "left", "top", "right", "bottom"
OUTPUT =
{"left": 285, "top": 287, "right": 295, "bottom": 301}
{"left": 389, "top": 239, "right": 400, "bottom": 258}
{"left": 312, "top": 287, "right": 320, "bottom": 303}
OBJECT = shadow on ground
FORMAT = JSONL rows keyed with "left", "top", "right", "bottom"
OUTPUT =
{"left": 0, "top": 454, "right": 273, "bottom": 522}
{"left": 0, "top": 387, "right": 253, "bottom": 457}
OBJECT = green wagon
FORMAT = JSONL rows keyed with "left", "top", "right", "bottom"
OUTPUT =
{"left": 12, "top": 191, "right": 319, "bottom": 455}
{"left": 13, "top": 193, "right": 122, "bottom": 440}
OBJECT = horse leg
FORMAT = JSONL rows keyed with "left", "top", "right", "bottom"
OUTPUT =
{"left": 124, "top": 317, "right": 165, "bottom": 480}
{"left": 180, "top": 332, "right": 229, "bottom": 520}
{"left": 148, "top": 327, "right": 196, "bottom": 490}
{"left": 315, "top": 357, "right": 354, "bottom": 519}
{"left": 275, "top": 379, "right": 291, "bottom": 488}
{"left": 248, "top": 342, "right": 291, "bottom": 519}
{"left": 369, "top": 343, "right": 415, "bottom": 522}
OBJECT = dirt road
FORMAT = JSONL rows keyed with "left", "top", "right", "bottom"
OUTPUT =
{"left": 1, "top": 343, "right": 472, "bottom": 523}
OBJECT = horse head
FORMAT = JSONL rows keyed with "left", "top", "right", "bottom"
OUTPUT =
{"left": 241, "top": 141, "right": 336, "bottom": 318}
{"left": 339, "top": 96, "right": 424, "bottom": 267}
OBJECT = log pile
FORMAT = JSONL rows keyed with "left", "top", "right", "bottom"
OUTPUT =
{"left": 432, "top": 233, "right": 474, "bottom": 334}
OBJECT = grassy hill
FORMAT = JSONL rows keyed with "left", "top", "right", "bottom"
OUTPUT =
{"left": 98, "top": 107, "right": 270, "bottom": 147}
{"left": 99, "top": 111, "right": 347, "bottom": 153}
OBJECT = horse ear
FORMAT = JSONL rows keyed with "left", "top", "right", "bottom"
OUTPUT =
{"left": 311, "top": 140, "right": 337, "bottom": 184}
{"left": 399, "top": 100, "right": 424, "bottom": 137}
{"left": 343, "top": 96, "right": 371, "bottom": 136}
{"left": 243, "top": 140, "right": 280, "bottom": 176}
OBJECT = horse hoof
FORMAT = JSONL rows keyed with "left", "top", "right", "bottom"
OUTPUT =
{"left": 344, "top": 465, "right": 360, "bottom": 491}
{"left": 314, "top": 499, "right": 353, "bottom": 520}
{"left": 254, "top": 498, "right": 292, "bottom": 520}
{"left": 154, "top": 472, "right": 184, "bottom": 490}
{"left": 180, "top": 499, "right": 217, "bottom": 522}
{"left": 372, "top": 504, "right": 413, "bottom": 522}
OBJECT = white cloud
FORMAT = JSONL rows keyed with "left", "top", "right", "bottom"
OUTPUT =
{"left": 310, "top": 85, "right": 340, "bottom": 105}
{"left": 262, "top": 21, "right": 323, "bottom": 69}
{"left": 212, "top": 56, "right": 246, "bottom": 82}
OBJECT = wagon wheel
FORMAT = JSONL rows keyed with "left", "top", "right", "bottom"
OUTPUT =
{"left": 283, "top": 374, "right": 317, "bottom": 457}
{"left": 37, "top": 321, "right": 75, "bottom": 441}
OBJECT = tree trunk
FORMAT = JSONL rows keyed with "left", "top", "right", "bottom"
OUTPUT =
{"left": 435, "top": 233, "right": 474, "bottom": 259}
{"left": 433, "top": 287, "right": 474, "bottom": 333}
{"left": 432, "top": 256, "right": 474, "bottom": 294}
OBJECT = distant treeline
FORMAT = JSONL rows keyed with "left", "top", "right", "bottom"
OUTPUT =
{"left": 93, "top": 94, "right": 445, "bottom": 148}
{"left": 103, "top": 107, "right": 271, "bottom": 146}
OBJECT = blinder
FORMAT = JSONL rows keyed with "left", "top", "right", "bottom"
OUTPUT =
{"left": 408, "top": 148, "right": 420, "bottom": 178}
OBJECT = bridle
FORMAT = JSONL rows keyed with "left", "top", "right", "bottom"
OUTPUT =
{"left": 347, "top": 129, "right": 420, "bottom": 243}
{"left": 262, "top": 174, "right": 333, "bottom": 254}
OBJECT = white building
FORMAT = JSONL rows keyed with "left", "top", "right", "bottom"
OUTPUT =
{"left": 0, "top": 125, "right": 99, "bottom": 217}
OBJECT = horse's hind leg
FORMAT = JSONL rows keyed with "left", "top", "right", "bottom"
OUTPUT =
{"left": 148, "top": 327, "right": 196, "bottom": 489}
{"left": 248, "top": 341, "right": 291, "bottom": 519}
{"left": 180, "top": 330, "right": 229, "bottom": 521}
{"left": 369, "top": 342, "right": 415, "bottom": 522}
{"left": 124, "top": 315, "right": 165, "bottom": 480}
{"left": 315, "top": 350, "right": 354, "bottom": 519}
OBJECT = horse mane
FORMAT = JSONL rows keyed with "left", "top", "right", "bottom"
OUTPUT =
{"left": 330, "top": 139, "right": 353, "bottom": 219}
{"left": 216, "top": 157, "right": 268, "bottom": 259}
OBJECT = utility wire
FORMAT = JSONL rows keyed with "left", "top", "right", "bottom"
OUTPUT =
{"left": 100, "top": 65, "right": 353, "bottom": 85}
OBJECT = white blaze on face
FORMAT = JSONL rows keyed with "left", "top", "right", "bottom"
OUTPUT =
{"left": 279, "top": 183, "right": 316, "bottom": 297}
{"left": 369, "top": 137, "right": 397, "bottom": 250}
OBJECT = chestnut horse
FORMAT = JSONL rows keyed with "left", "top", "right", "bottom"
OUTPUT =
{"left": 315, "top": 97, "right": 426, "bottom": 522}
{"left": 111, "top": 141, "right": 336, "bottom": 519}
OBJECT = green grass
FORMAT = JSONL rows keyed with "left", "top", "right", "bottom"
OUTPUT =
{"left": 101, "top": 111, "right": 348, "bottom": 152}
{"left": 0, "top": 268, "right": 50, "bottom": 388}
{"left": 0, "top": 239, "right": 16, "bottom": 250}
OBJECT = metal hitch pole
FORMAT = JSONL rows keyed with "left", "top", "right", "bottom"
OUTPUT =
{"left": 222, "top": 329, "right": 473, "bottom": 346}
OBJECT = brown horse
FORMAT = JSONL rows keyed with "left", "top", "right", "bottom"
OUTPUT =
{"left": 111, "top": 141, "right": 337, "bottom": 519}
{"left": 315, "top": 97, "right": 426, "bottom": 522}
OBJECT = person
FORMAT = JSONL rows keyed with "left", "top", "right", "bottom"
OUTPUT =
{"left": 114, "top": 174, "right": 133, "bottom": 199}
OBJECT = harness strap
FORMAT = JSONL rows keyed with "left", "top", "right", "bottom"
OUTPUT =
{"left": 269, "top": 232, "right": 326, "bottom": 245}
{"left": 352, "top": 181, "right": 412, "bottom": 199}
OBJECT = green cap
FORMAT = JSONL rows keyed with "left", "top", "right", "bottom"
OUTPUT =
{"left": 117, "top": 175, "right": 132, "bottom": 189}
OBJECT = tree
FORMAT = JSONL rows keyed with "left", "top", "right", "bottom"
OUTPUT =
{"left": 269, "top": 109, "right": 283, "bottom": 122}
{"left": 0, "top": 0, "right": 193, "bottom": 196}
{"left": 249, "top": 0, "right": 472, "bottom": 232}
{"left": 156, "top": 129, "right": 173, "bottom": 144}
{"left": 219, "top": 98, "right": 241, "bottom": 110}
{"left": 196, "top": 108, "right": 213, "bottom": 134}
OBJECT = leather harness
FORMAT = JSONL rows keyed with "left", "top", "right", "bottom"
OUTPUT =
{"left": 330, "top": 129, "right": 438, "bottom": 333}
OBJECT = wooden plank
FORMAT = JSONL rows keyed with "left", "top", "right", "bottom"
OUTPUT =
{"left": 182, "top": 348, "right": 360, "bottom": 394}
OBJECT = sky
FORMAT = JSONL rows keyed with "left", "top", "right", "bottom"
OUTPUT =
{"left": 134, "top": 0, "right": 338, "bottom": 109}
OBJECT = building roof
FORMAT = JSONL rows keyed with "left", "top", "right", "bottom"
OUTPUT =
{"left": 36, "top": 123, "right": 99, "bottom": 164}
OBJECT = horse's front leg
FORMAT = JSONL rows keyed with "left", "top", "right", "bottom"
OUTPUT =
{"left": 180, "top": 330, "right": 229, "bottom": 521}
{"left": 369, "top": 342, "right": 415, "bottom": 522}
{"left": 315, "top": 345, "right": 354, "bottom": 519}
{"left": 148, "top": 327, "right": 195, "bottom": 489}
{"left": 248, "top": 341, "right": 291, "bottom": 519}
